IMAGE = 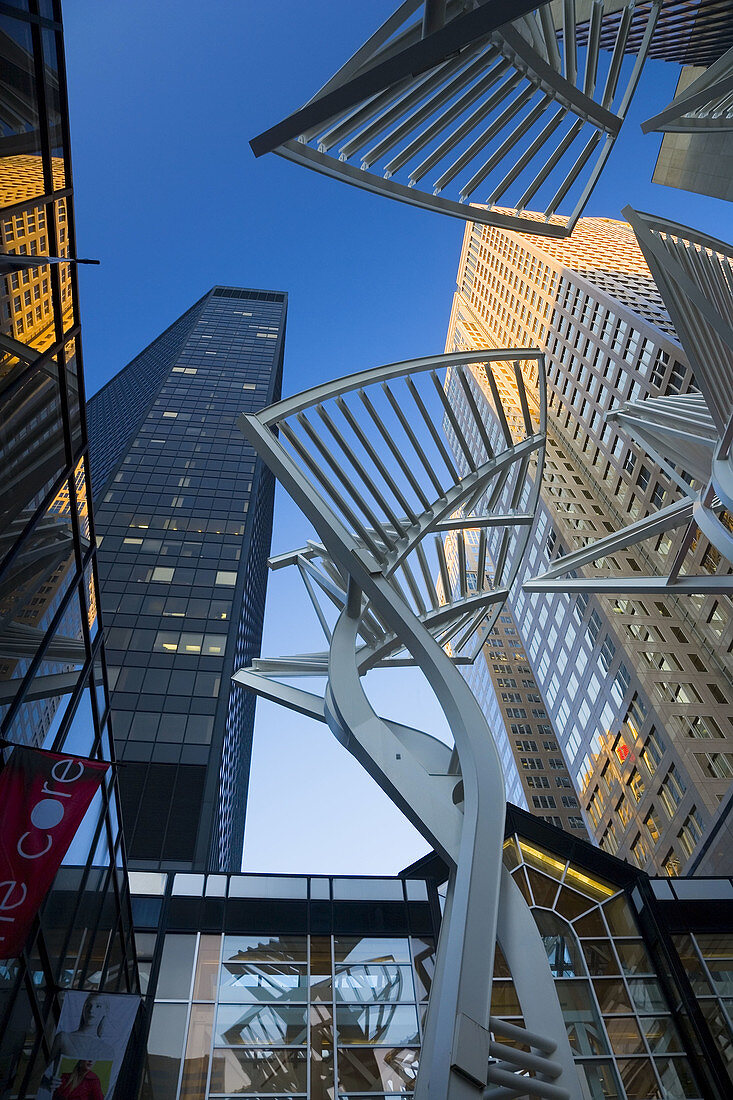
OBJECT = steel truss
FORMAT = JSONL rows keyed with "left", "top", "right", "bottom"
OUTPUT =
{"left": 232, "top": 349, "right": 581, "bottom": 1099}
{"left": 642, "top": 44, "right": 733, "bottom": 134}
{"left": 251, "top": 0, "right": 659, "bottom": 236}
{"left": 526, "top": 207, "right": 733, "bottom": 597}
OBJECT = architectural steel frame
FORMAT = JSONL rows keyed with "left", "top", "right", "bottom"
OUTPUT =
{"left": 233, "top": 350, "right": 582, "bottom": 1099}
{"left": 642, "top": 44, "right": 733, "bottom": 134}
{"left": 525, "top": 207, "right": 733, "bottom": 597}
{"left": 251, "top": 0, "right": 659, "bottom": 236}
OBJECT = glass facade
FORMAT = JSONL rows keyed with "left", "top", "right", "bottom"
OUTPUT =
{"left": 0, "top": 1, "right": 137, "bottom": 1093}
{"left": 498, "top": 807, "right": 733, "bottom": 1099}
{"left": 87, "top": 286, "right": 286, "bottom": 871}
{"left": 127, "top": 821, "right": 733, "bottom": 1100}
{"left": 130, "top": 873, "right": 436, "bottom": 1098}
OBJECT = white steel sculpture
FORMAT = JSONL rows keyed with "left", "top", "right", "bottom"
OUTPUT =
{"left": 250, "top": 0, "right": 660, "bottom": 236}
{"left": 233, "top": 350, "right": 582, "bottom": 1099}
{"left": 526, "top": 207, "right": 733, "bottom": 598}
{"left": 642, "top": 44, "right": 733, "bottom": 137}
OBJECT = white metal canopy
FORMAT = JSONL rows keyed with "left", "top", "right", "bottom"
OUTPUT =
{"left": 251, "top": 0, "right": 660, "bottom": 235}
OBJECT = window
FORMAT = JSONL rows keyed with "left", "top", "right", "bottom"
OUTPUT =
{"left": 216, "top": 571, "right": 237, "bottom": 586}
{"left": 152, "top": 566, "right": 175, "bottom": 583}
{"left": 694, "top": 753, "right": 733, "bottom": 780}
{"left": 641, "top": 728, "right": 665, "bottom": 775}
{"left": 644, "top": 808, "right": 660, "bottom": 844}
{"left": 659, "top": 766, "right": 686, "bottom": 819}
{"left": 615, "top": 796, "right": 632, "bottom": 827}
{"left": 628, "top": 770, "right": 645, "bottom": 803}
{"left": 677, "top": 807, "right": 704, "bottom": 857}
{"left": 631, "top": 833, "right": 649, "bottom": 868}
{"left": 683, "top": 715, "right": 724, "bottom": 740}
{"left": 532, "top": 795, "right": 556, "bottom": 809}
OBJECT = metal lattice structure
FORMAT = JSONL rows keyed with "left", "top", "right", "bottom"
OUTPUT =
{"left": 232, "top": 350, "right": 583, "bottom": 1099}
{"left": 526, "top": 207, "right": 733, "bottom": 597}
{"left": 251, "top": 0, "right": 660, "bottom": 236}
{"left": 642, "top": 44, "right": 733, "bottom": 135}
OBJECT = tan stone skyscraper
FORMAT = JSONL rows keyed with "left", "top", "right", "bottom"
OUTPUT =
{"left": 445, "top": 214, "right": 733, "bottom": 876}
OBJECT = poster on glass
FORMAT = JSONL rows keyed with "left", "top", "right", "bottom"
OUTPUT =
{"left": 37, "top": 991, "right": 139, "bottom": 1100}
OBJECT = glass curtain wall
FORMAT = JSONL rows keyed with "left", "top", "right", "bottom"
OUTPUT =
{"left": 0, "top": 1, "right": 137, "bottom": 1095}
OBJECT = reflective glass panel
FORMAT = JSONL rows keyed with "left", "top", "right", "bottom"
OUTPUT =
{"left": 0, "top": 16, "right": 44, "bottom": 205}
{"left": 555, "top": 980, "right": 609, "bottom": 1055}
{"left": 583, "top": 940, "right": 619, "bottom": 976}
{"left": 180, "top": 1003, "right": 213, "bottom": 1100}
{"left": 193, "top": 934, "right": 221, "bottom": 1001}
{"left": 593, "top": 979, "right": 633, "bottom": 1015}
{"left": 555, "top": 887, "right": 594, "bottom": 920}
{"left": 640, "top": 1017, "right": 683, "bottom": 1054}
{"left": 654, "top": 1058, "right": 701, "bottom": 1099}
{"left": 219, "top": 963, "right": 308, "bottom": 1003}
{"left": 333, "top": 937, "right": 410, "bottom": 964}
{"left": 615, "top": 941, "right": 654, "bottom": 977}
{"left": 526, "top": 868, "right": 560, "bottom": 908}
{"left": 222, "top": 935, "right": 307, "bottom": 963}
{"left": 410, "top": 938, "right": 435, "bottom": 1001}
{"left": 573, "top": 909, "right": 607, "bottom": 937}
{"left": 575, "top": 1059, "right": 622, "bottom": 1100}
{"left": 334, "top": 965, "right": 415, "bottom": 1004}
{"left": 617, "top": 1058, "right": 660, "bottom": 1100}
{"left": 157, "top": 934, "right": 197, "bottom": 1000}
{"left": 694, "top": 934, "right": 733, "bottom": 961}
{"left": 336, "top": 1046, "right": 419, "bottom": 1094}
{"left": 603, "top": 896, "right": 639, "bottom": 936}
{"left": 216, "top": 1004, "right": 308, "bottom": 1047}
{"left": 491, "top": 981, "right": 521, "bottom": 1016}
{"left": 517, "top": 840, "right": 566, "bottom": 879}
{"left": 210, "top": 1047, "right": 308, "bottom": 1094}
{"left": 336, "top": 1004, "right": 420, "bottom": 1046}
{"left": 605, "top": 1017, "right": 645, "bottom": 1055}
{"left": 534, "top": 910, "right": 585, "bottom": 977}
{"left": 627, "top": 979, "right": 668, "bottom": 1014}
{"left": 706, "top": 958, "right": 733, "bottom": 998}
{"left": 146, "top": 1002, "right": 188, "bottom": 1099}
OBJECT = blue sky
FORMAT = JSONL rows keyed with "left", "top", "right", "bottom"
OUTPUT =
{"left": 65, "top": 2, "right": 731, "bottom": 874}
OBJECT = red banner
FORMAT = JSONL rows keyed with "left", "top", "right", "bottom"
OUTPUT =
{"left": 0, "top": 747, "right": 109, "bottom": 958}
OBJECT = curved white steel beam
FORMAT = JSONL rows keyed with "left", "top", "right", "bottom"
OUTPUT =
{"left": 251, "top": 0, "right": 660, "bottom": 235}
{"left": 233, "top": 350, "right": 581, "bottom": 1100}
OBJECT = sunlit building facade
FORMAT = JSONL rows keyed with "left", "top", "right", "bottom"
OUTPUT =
{"left": 0, "top": 2, "right": 137, "bottom": 1093}
{"left": 445, "top": 215, "right": 733, "bottom": 876}
{"left": 443, "top": 530, "right": 587, "bottom": 837}
{"left": 87, "top": 287, "right": 286, "bottom": 872}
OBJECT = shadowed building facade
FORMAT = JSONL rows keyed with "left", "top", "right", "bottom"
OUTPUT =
{"left": 87, "top": 286, "right": 286, "bottom": 872}
{"left": 445, "top": 215, "right": 733, "bottom": 876}
{"left": 0, "top": 2, "right": 139, "bottom": 1091}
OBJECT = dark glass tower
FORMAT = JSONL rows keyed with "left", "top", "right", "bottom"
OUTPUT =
{"left": 87, "top": 286, "right": 287, "bottom": 872}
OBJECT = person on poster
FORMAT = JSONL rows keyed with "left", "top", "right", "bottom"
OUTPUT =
{"left": 52, "top": 1059, "right": 104, "bottom": 1100}
{"left": 40, "top": 995, "right": 113, "bottom": 1098}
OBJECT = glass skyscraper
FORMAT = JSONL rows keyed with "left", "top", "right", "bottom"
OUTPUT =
{"left": 87, "top": 286, "right": 287, "bottom": 873}
{"left": 0, "top": 2, "right": 138, "bottom": 1092}
{"left": 445, "top": 215, "right": 733, "bottom": 877}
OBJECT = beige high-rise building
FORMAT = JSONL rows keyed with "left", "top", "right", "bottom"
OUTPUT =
{"left": 445, "top": 214, "right": 733, "bottom": 876}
